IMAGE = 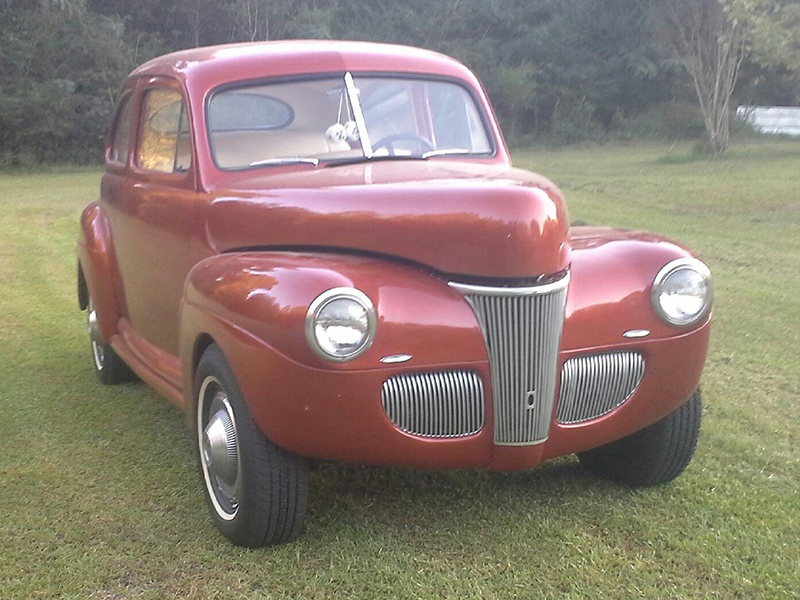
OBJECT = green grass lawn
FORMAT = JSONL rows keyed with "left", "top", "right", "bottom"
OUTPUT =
{"left": 1, "top": 141, "right": 798, "bottom": 599}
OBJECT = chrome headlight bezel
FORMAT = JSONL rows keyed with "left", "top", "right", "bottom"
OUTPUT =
{"left": 305, "top": 287, "right": 376, "bottom": 362}
{"left": 651, "top": 258, "right": 714, "bottom": 327}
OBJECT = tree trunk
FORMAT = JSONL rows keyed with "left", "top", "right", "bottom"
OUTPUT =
{"left": 651, "top": 0, "right": 749, "bottom": 156}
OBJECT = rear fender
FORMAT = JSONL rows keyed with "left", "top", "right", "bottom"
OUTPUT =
{"left": 76, "top": 203, "right": 123, "bottom": 342}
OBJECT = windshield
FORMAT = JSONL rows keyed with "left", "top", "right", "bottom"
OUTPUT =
{"left": 207, "top": 73, "right": 493, "bottom": 170}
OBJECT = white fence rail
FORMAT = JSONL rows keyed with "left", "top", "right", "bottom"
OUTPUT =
{"left": 737, "top": 106, "right": 800, "bottom": 137}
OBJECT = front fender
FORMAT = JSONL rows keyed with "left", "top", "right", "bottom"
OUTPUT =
{"left": 563, "top": 226, "right": 711, "bottom": 349}
{"left": 178, "top": 251, "right": 493, "bottom": 466}
{"left": 544, "top": 227, "right": 712, "bottom": 460}
{"left": 181, "top": 251, "right": 488, "bottom": 372}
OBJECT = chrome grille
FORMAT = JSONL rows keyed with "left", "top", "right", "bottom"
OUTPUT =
{"left": 556, "top": 351, "right": 645, "bottom": 424}
{"left": 381, "top": 371, "right": 484, "bottom": 438}
{"left": 449, "top": 275, "right": 569, "bottom": 445}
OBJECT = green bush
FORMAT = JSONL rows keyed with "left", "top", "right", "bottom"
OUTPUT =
{"left": 618, "top": 102, "right": 707, "bottom": 140}
{"left": 0, "top": 6, "right": 135, "bottom": 167}
{"left": 547, "top": 98, "right": 606, "bottom": 145}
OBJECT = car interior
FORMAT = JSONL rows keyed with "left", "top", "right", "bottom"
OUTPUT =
{"left": 131, "top": 75, "right": 493, "bottom": 173}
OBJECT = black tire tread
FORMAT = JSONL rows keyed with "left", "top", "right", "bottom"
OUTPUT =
{"left": 579, "top": 389, "right": 702, "bottom": 487}
{"left": 95, "top": 341, "right": 136, "bottom": 385}
{"left": 654, "top": 391, "right": 701, "bottom": 483}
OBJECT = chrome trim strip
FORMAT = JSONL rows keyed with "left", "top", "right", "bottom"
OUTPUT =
{"left": 381, "top": 371, "right": 484, "bottom": 438}
{"left": 451, "top": 272, "right": 569, "bottom": 445}
{"left": 380, "top": 354, "right": 413, "bottom": 364}
{"left": 623, "top": 329, "right": 650, "bottom": 339}
{"left": 344, "top": 72, "right": 373, "bottom": 158}
{"left": 556, "top": 351, "right": 645, "bottom": 424}
{"left": 448, "top": 273, "right": 570, "bottom": 297}
{"left": 490, "top": 437, "right": 549, "bottom": 447}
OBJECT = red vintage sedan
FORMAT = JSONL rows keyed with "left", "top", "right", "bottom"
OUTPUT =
{"left": 77, "top": 41, "right": 713, "bottom": 547}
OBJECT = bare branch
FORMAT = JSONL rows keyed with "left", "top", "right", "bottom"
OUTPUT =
{"left": 650, "top": 0, "right": 751, "bottom": 154}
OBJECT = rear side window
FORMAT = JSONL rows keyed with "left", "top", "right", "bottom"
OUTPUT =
{"left": 138, "top": 88, "right": 192, "bottom": 173}
{"left": 208, "top": 93, "right": 293, "bottom": 131}
{"left": 109, "top": 95, "right": 132, "bottom": 164}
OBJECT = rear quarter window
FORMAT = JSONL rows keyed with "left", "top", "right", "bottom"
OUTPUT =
{"left": 138, "top": 88, "right": 191, "bottom": 173}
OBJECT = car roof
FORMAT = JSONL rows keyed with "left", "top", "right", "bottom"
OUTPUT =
{"left": 129, "top": 40, "right": 477, "bottom": 92}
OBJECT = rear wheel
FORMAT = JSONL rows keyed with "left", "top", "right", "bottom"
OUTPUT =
{"left": 578, "top": 389, "right": 702, "bottom": 487}
{"left": 86, "top": 297, "right": 135, "bottom": 384}
{"left": 194, "top": 344, "right": 309, "bottom": 547}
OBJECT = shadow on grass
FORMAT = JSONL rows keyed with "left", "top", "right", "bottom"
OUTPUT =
{"left": 302, "top": 458, "right": 622, "bottom": 540}
{"left": 654, "top": 152, "right": 715, "bottom": 165}
{"left": 66, "top": 375, "right": 631, "bottom": 544}
{"left": 656, "top": 138, "right": 800, "bottom": 165}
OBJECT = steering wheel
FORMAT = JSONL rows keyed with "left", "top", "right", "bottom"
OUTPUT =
{"left": 372, "top": 133, "right": 434, "bottom": 156}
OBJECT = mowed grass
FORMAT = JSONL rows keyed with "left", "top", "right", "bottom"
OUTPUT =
{"left": 0, "top": 141, "right": 798, "bottom": 599}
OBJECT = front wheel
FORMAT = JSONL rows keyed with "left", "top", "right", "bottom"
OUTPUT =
{"left": 194, "top": 344, "right": 309, "bottom": 547}
{"left": 578, "top": 389, "right": 702, "bottom": 487}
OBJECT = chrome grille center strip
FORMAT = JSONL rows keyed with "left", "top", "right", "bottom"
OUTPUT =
{"left": 449, "top": 273, "right": 569, "bottom": 445}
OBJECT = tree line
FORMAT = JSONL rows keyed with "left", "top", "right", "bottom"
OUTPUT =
{"left": 1, "top": 0, "right": 798, "bottom": 165}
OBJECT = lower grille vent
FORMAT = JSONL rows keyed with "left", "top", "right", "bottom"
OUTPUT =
{"left": 556, "top": 351, "right": 645, "bottom": 424}
{"left": 381, "top": 371, "right": 484, "bottom": 438}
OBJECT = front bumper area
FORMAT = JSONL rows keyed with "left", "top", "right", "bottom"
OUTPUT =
{"left": 203, "top": 303, "right": 710, "bottom": 472}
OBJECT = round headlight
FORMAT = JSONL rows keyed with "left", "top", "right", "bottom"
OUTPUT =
{"left": 652, "top": 258, "right": 713, "bottom": 327}
{"left": 305, "top": 287, "right": 376, "bottom": 361}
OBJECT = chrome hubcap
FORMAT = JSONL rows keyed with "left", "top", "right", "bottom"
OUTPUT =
{"left": 202, "top": 406, "right": 239, "bottom": 486}
{"left": 197, "top": 376, "right": 241, "bottom": 519}
{"left": 87, "top": 299, "right": 105, "bottom": 370}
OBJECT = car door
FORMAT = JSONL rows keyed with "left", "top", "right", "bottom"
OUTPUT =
{"left": 102, "top": 77, "right": 212, "bottom": 365}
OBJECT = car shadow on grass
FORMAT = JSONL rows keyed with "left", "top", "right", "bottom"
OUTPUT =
{"left": 77, "top": 378, "right": 635, "bottom": 546}
{"left": 303, "top": 459, "right": 626, "bottom": 542}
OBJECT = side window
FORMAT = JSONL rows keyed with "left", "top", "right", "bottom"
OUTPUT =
{"left": 109, "top": 95, "right": 132, "bottom": 164}
{"left": 175, "top": 104, "right": 192, "bottom": 172}
{"left": 138, "top": 88, "right": 191, "bottom": 173}
{"left": 428, "top": 82, "right": 491, "bottom": 154}
{"left": 361, "top": 82, "right": 417, "bottom": 144}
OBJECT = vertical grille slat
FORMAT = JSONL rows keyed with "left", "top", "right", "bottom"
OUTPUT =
{"left": 556, "top": 351, "right": 645, "bottom": 424}
{"left": 381, "top": 370, "right": 485, "bottom": 438}
{"left": 450, "top": 274, "right": 570, "bottom": 446}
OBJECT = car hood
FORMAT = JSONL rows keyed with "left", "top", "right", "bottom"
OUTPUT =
{"left": 207, "top": 160, "right": 571, "bottom": 279}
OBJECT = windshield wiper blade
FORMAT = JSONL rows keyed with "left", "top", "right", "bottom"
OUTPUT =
{"left": 326, "top": 154, "right": 427, "bottom": 167}
{"left": 249, "top": 157, "right": 319, "bottom": 167}
{"left": 421, "top": 148, "right": 471, "bottom": 158}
